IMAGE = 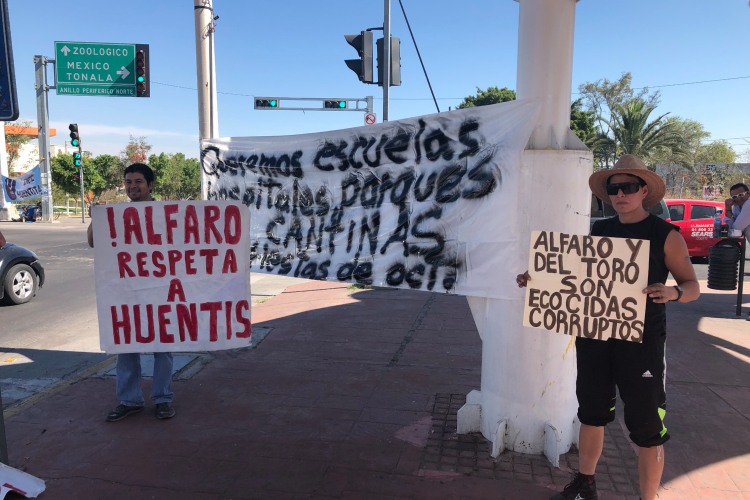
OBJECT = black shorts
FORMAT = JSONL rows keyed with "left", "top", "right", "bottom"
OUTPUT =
{"left": 576, "top": 335, "right": 669, "bottom": 448}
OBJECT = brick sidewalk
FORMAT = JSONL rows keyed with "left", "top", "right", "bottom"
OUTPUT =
{"left": 4, "top": 281, "right": 750, "bottom": 499}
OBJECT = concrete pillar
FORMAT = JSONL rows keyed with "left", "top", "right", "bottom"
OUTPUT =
{"left": 458, "top": 0, "right": 593, "bottom": 467}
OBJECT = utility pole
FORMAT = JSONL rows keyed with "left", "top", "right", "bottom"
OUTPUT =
{"left": 34, "top": 55, "right": 54, "bottom": 222}
{"left": 382, "top": 0, "right": 391, "bottom": 122}
{"left": 194, "top": 0, "right": 219, "bottom": 200}
{"left": 194, "top": 0, "right": 219, "bottom": 141}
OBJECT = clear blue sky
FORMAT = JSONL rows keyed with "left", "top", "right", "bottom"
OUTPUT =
{"left": 8, "top": 0, "right": 750, "bottom": 159}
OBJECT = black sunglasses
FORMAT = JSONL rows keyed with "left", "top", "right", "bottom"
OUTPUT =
{"left": 606, "top": 182, "right": 642, "bottom": 196}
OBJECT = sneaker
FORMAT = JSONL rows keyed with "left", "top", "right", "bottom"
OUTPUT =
{"left": 156, "top": 402, "right": 175, "bottom": 419}
{"left": 550, "top": 472, "right": 598, "bottom": 500}
{"left": 106, "top": 404, "right": 144, "bottom": 422}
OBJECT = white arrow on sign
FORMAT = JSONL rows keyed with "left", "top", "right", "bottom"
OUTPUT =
{"left": 116, "top": 66, "right": 130, "bottom": 80}
{"left": 60, "top": 46, "right": 71, "bottom": 56}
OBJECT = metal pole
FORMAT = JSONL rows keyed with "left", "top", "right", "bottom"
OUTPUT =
{"left": 737, "top": 238, "right": 745, "bottom": 316}
{"left": 79, "top": 146, "right": 84, "bottom": 223}
{"left": 383, "top": 0, "right": 391, "bottom": 122}
{"left": 0, "top": 385, "right": 8, "bottom": 464}
{"left": 34, "top": 55, "right": 53, "bottom": 222}
{"left": 679, "top": 176, "right": 684, "bottom": 199}
{"left": 366, "top": 96, "right": 374, "bottom": 115}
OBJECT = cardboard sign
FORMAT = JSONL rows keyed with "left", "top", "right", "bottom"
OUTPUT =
{"left": 92, "top": 201, "right": 252, "bottom": 354}
{"left": 2, "top": 165, "right": 42, "bottom": 202}
{"left": 522, "top": 231, "right": 650, "bottom": 342}
{"left": 201, "top": 100, "right": 542, "bottom": 300}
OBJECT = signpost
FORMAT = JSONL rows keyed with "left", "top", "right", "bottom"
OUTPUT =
{"left": 54, "top": 42, "right": 149, "bottom": 97}
{"left": 0, "top": 0, "right": 18, "bottom": 121}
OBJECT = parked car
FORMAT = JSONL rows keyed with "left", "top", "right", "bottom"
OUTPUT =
{"left": 664, "top": 199, "right": 724, "bottom": 258}
{"left": 590, "top": 194, "right": 670, "bottom": 231}
{"left": 0, "top": 243, "right": 45, "bottom": 305}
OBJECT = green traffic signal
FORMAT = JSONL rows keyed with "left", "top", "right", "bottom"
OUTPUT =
{"left": 270, "top": 100, "right": 277, "bottom": 107}
{"left": 138, "top": 76, "right": 145, "bottom": 83}
{"left": 339, "top": 101, "right": 346, "bottom": 108}
{"left": 71, "top": 139, "right": 79, "bottom": 147}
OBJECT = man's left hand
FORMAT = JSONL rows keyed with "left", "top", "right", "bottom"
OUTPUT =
{"left": 643, "top": 283, "right": 679, "bottom": 303}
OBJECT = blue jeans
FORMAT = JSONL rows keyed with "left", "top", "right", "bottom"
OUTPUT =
{"left": 116, "top": 353, "right": 174, "bottom": 407}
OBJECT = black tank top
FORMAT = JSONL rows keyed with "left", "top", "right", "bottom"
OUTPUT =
{"left": 591, "top": 214, "right": 679, "bottom": 339}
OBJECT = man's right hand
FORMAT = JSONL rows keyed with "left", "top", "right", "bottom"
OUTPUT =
{"left": 516, "top": 271, "right": 531, "bottom": 288}
{"left": 725, "top": 198, "right": 735, "bottom": 213}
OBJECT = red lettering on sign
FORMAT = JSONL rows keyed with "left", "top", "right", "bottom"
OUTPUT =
{"left": 123, "top": 207, "right": 144, "bottom": 244}
{"left": 204, "top": 205, "right": 223, "bottom": 244}
{"left": 118, "top": 252, "right": 135, "bottom": 278}
{"left": 176, "top": 303, "right": 198, "bottom": 342}
{"left": 185, "top": 249, "right": 197, "bottom": 275}
{"left": 158, "top": 305, "right": 175, "bottom": 343}
{"left": 200, "top": 301, "right": 222, "bottom": 341}
{"left": 200, "top": 248, "right": 219, "bottom": 274}
{"left": 111, "top": 305, "right": 131, "bottom": 345}
{"left": 168, "top": 250, "right": 183, "bottom": 276}
{"left": 152, "top": 251, "right": 167, "bottom": 278}
{"left": 145, "top": 206, "right": 163, "bottom": 245}
{"left": 164, "top": 204, "right": 179, "bottom": 244}
{"left": 141, "top": 304, "right": 156, "bottom": 343}
{"left": 225, "top": 301, "right": 233, "bottom": 339}
{"left": 184, "top": 205, "right": 200, "bottom": 244}
{"left": 167, "top": 278, "right": 186, "bottom": 302}
{"left": 222, "top": 248, "right": 238, "bottom": 274}
{"left": 225, "top": 205, "right": 241, "bottom": 244}
{"left": 136, "top": 252, "right": 149, "bottom": 277}
{"left": 235, "top": 300, "right": 251, "bottom": 338}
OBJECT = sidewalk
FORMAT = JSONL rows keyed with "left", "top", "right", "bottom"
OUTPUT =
{"left": 3, "top": 280, "right": 750, "bottom": 500}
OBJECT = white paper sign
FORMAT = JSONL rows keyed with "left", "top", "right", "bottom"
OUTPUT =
{"left": 200, "top": 100, "right": 541, "bottom": 300}
{"left": 92, "top": 201, "right": 252, "bottom": 354}
{"left": 522, "top": 231, "right": 650, "bottom": 342}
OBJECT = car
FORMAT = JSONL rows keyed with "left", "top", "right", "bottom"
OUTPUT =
{"left": 664, "top": 199, "right": 724, "bottom": 258}
{"left": 590, "top": 194, "right": 670, "bottom": 231}
{"left": 0, "top": 242, "right": 45, "bottom": 305}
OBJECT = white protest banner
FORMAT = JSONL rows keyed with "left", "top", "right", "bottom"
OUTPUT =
{"left": 522, "top": 231, "right": 650, "bottom": 342}
{"left": 2, "top": 165, "right": 42, "bottom": 202}
{"left": 200, "top": 100, "right": 540, "bottom": 299}
{"left": 92, "top": 201, "right": 252, "bottom": 354}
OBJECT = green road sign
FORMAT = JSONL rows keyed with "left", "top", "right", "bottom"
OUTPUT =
{"left": 54, "top": 41, "right": 147, "bottom": 97}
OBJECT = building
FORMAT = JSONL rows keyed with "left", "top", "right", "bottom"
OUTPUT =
{"left": 656, "top": 163, "right": 750, "bottom": 199}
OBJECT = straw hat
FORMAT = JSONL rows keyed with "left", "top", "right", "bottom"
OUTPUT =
{"left": 589, "top": 155, "right": 666, "bottom": 208}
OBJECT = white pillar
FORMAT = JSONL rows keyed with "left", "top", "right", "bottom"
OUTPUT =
{"left": 458, "top": 0, "right": 593, "bottom": 467}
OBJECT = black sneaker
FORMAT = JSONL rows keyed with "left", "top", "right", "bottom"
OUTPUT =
{"left": 106, "top": 404, "right": 144, "bottom": 422}
{"left": 156, "top": 402, "right": 175, "bottom": 419}
{"left": 550, "top": 472, "right": 598, "bottom": 500}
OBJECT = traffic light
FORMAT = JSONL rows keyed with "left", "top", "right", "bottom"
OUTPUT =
{"left": 73, "top": 151, "right": 82, "bottom": 167}
{"left": 377, "top": 37, "right": 401, "bottom": 87}
{"left": 324, "top": 100, "right": 347, "bottom": 109}
{"left": 344, "top": 31, "right": 373, "bottom": 84}
{"left": 69, "top": 124, "right": 80, "bottom": 148}
{"left": 135, "top": 44, "right": 150, "bottom": 97}
{"left": 255, "top": 99, "right": 279, "bottom": 109}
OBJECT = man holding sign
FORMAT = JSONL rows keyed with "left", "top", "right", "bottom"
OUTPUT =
{"left": 88, "top": 163, "right": 178, "bottom": 421}
{"left": 518, "top": 155, "right": 699, "bottom": 500}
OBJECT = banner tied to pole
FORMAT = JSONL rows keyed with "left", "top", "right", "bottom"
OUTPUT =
{"left": 92, "top": 201, "right": 252, "bottom": 354}
{"left": 523, "top": 231, "right": 650, "bottom": 342}
{"left": 2, "top": 165, "right": 42, "bottom": 202}
{"left": 201, "top": 100, "right": 540, "bottom": 299}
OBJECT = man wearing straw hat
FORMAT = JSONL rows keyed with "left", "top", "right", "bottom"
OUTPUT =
{"left": 517, "top": 155, "right": 700, "bottom": 500}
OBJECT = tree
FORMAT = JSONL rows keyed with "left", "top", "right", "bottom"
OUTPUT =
{"left": 458, "top": 86, "right": 516, "bottom": 109}
{"left": 570, "top": 98, "right": 596, "bottom": 142}
{"left": 150, "top": 153, "right": 201, "bottom": 200}
{"left": 696, "top": 140, "right": 736, "bottom": 164}
{"left": 650, "top": 117, "right": 710, "bottom": 168}
{"left": 120, "top": 135, "right": 152, "bottom": 166}
{"left": 607, "top": 98, "right": 685, "bottom": 167}
{"left": 50, "top": 151, "right": 106, "bottom": 198}
{"left": 90, "top": 154, "right": 123, "bottom": 193}
{"left": 5, "top": 119, "right": 33, "bottom": 174}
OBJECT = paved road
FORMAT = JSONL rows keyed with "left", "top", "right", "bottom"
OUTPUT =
{"left": 0, "top": 218, "right": 306, "bottom": 409}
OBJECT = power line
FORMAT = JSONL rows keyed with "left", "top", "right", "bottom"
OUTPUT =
{"left": 397, "top": 0, "right": 440, "bottom": 113}
{"left": 153, "top": 74, "right": 750, "bottom": 101}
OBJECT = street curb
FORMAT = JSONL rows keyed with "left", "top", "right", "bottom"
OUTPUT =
{"left": 2, "top": 355, "right": 117, "bottom": 420}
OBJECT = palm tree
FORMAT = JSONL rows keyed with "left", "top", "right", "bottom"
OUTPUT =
{"left": 607, "top": 98, "right": 686, "bottom": 167}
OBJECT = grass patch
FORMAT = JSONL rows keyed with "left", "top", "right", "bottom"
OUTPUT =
{"left": 255, "top": 297, "right": 271, "bottom": 305}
